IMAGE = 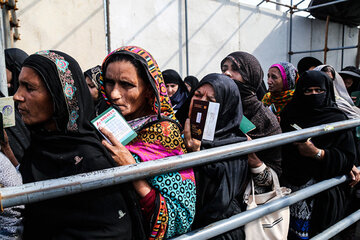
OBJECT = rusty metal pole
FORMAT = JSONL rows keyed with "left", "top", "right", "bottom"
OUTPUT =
{"left": 356, "top": 28, "right": 360, "bottom": 68}
{"left": 324, "top": 15, "right": 330, "bottom": 64}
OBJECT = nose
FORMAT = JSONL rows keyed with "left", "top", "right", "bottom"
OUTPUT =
{"left": 223, "top": 70, "right": 231, "bottom": 78}
{"left": 13, "top": 88, "right": 24, "bottom": 102}
{"left": 109, "top": 86, "right": 122, "bottom": 102}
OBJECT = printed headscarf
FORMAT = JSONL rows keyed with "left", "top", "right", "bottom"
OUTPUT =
{"left": 100, "top": 46, "right": 176, "bottom": 121}
{"left": 270, "top": 61, "right": 298, "bottom": 91}
{"left": 262, "top": 61, "right": 299, "bottom": 116}
{"left": 84, "top": 65, "right": 101, "bottom": 90}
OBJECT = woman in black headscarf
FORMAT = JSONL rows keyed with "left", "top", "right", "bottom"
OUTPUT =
{"left": 220, "top": 51, "right": 282, "bottom": 194}
{"left": 184, "top": 75, "right": 199, "bottom": 92}
{"left": 5, "top": 48, "right": 29, "bottom": 95}
{"left": 84, "top": 65, "right": 101, "bottom": 103}
{"left": 163, "top": 69, "right": 188, "bottom": 111}
{"left": 2, "top": 48, "right": 30, "bottom": 165}
{"left": 280, "top": 71, "right": 356, "bottom": 239}
{"left": 15, "top": 50, "right": 146, "bottom": 239}
{"left": 182, "top": 73, "right": 248, "bottom": 239}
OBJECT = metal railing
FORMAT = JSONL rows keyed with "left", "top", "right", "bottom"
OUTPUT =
{"left": 171, "top": 171, "right": 355, "bottom": 240}
{"left": 1, "top": 118, "right": 360, "bottom": 239}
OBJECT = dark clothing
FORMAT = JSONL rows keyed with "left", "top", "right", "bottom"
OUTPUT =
{"left": 280, "top": 71, "right": 356, "bottom": 237}
{"left": 6, "top": 110, "right": 30, "bottom": 162}
{"left": 4, "top": 48, "right": 31, "bottom": 162}
{"left": 256, "top": 80, "right": 267, "bottom": 101}
{"left": 184, "top": 75, "right": 199, "bottom": 91}
{"left": 5, "top": 48, "right": 28, "bottom": 96}
{"left": 163, "top": 69, "right": 189, "bottom": 111}
{"left": 187, "top": 74, "right": 248, "bottom": 240}
{"left": 20, "top": 50, "right": 146, "bottom": 240}
{"left": 221, "top": 51, "right": 282, "bottom": 176}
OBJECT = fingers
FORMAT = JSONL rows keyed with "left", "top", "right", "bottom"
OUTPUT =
{"left": 99, "top": 127, "right": 119, "bottom": 147}
{"left": 349, "top": 166, "right": 360, "bottom": 187}
{"left": 184, "top": 118, "right": 191, "bottom": 141}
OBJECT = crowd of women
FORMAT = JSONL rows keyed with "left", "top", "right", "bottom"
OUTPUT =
{"left": 1, "top": 45, "right": 360, "bottom": 240}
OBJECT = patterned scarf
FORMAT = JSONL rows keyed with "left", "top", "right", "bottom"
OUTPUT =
{"left": 262, "top": 90, "right": 295, "bottom": 116}
{"left": 100, "top": 46, "right": 196, "bottom": 239}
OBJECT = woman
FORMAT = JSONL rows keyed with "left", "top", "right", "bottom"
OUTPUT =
{"left": 5, "top": 48, "right": 29, "bottom": 96}
{"left": 181, "top": 73, "right": 248, "bottom": 239}
{"left": 262, "top": 61, "right": 298, "bottom": 117}
{"left": 280, "top": 70, "right": 356, "bottom": 239}
{"left": 163, "top": 69, "right": 189, "bottom": 111}
{"left": 84, "top": 65, "right": 101, "bottom": 103}
{"left": 339, "top": 66, "right": 360, "bottom": 104}
{"left": 220, "top": 51, "right": 282, "bottom": 193}
{"left": 99, "top": 46, "right": 196, "bottom": 239}
{"left": 15, "top": 50, "right": 146, "bottom": 239}
{"left": 3, "top": 48, "right": 30, "bottom": 164}
{"left": 184, "top": 75, "right": 199, "bottom": 92}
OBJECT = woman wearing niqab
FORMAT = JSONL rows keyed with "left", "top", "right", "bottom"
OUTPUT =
{"left": 280, "top": 71, "right": 356, "bottom": 239}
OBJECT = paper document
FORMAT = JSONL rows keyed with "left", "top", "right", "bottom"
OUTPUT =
{"left": 0, "top": 97, "right": 15, "bottom": 128}
{"left": 91, "top": 107, "right": 137, "bottom": 145}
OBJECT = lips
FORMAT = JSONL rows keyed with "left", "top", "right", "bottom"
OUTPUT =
{"left": 18, "top": 107, "right": 28, "bottom": 114}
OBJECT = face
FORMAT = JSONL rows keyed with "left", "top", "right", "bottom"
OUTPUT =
{"left": 324, "top": 70, "right": 334, "bottom": 80}
{"left": 104, "top": 60, "right": 153, "bottom": 121}
{"left": 303, "top": 86, "right": 325, "bottom": 95}
{"left": 166, "top": 83, "right": 178, "bottom": 97}
{"left": 343, "top": 77, "right": 354, "bottom": 90}
{"left": 6, "top": 68, "right": 12, "bottom": 88}
{"left": 14, "top": 67, "right": 55, "bottom": 129}
{"left": 189, "top": 84, "right": 216, "bottom": 117}
{"left": 267, "top": 67, "right": 283, "bottom": 93}
{"left": 185, "top": 82, "right": 191, "bottom": 92}
{"left": 85, "top": 76, "right": 99, "bottom": 101}
{"left": 221, "top": 59, "right": 244, "bottom": 83}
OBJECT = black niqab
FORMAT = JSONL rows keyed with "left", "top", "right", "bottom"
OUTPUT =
{"left": 281, "top": 70, "right": 346, "bottom": 129}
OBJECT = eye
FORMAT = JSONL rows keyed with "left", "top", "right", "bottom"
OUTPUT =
{"left": 103, "top": 78, "right": 115, "bottom": 86}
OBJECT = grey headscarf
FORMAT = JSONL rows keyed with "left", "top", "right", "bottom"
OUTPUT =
{"left": 314, "top": 65, "right": 360, "bottom": 119}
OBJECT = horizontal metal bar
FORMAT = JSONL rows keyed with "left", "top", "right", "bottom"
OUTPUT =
{"left": 295, "top": 0, "right": 348, "bottom": 12}
{"left": 171, "top": 172, "right": 353, "bottom": 239}
{"left": 1, "top": 119, "right": 360, "bottom": 208}
{"left": 311, "top": 210, "right": 360, "bottom": 240}
{"left": 290, "top": 45, "right": 358, "bottom": 55}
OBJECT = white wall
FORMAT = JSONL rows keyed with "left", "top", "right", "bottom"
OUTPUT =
{"left": 15, "top": 0, "right": 107, "bottom": 71}
{"left": 109, "top": 0, "right": 359, "bottom": 81}
{"left": 13, "top": 0, "right": 359, "bottom": 79}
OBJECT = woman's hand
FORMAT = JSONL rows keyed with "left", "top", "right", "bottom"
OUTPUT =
{"left": 349, "top": 165, "right": 360, "bottom": 187}
{"left": 100, "top": 127, "right": 152, "bottom": 197}
{"left": 100, "top": 127, "right": 136, "bottom": 166}
{"left": 293, "top": 139, "right": 324, "bottom": 160}
{"left": 184, "top": 118, "right": 201, "bottom": 152}
{"left": 246, "top": 135, "right": 263, "bottom": 168}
